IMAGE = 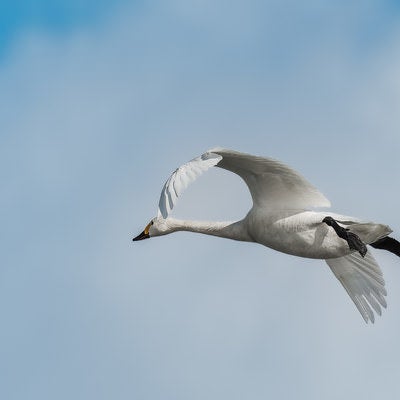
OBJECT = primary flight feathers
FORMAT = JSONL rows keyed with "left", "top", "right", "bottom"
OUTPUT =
{"left": 158, "top": 151, "right": 222, "bottom": 219}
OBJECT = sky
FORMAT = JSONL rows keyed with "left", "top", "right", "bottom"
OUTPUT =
{"left": 1, "top": 0, "right": 400, "bottom": 399}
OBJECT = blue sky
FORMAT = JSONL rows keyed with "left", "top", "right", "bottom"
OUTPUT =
{"left": 2, "top": 1, "right": 400, "bottom": 399}
{"left": 0, "top": 1, "right": 130, "bottom": 57}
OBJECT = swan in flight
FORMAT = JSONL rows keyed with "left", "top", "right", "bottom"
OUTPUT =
{"left": 133, "top": 148, "right": 400, "bottom": 323}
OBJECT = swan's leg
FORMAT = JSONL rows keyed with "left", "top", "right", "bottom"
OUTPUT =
{"left": 370, "top": 236, "right": 400, "bottom": 257}
{"left": 323, "top": 216, "right": 367, "bottom": 257}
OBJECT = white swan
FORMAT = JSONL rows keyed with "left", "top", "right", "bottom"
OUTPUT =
{"left": 133, "top": 148, "right": 400, "bottom": 323}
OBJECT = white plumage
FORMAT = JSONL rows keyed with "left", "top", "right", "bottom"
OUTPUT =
{"left": 134, "top": 148, "right": 397, "bottom": 323}
{"left": 327, "top": 252, "right": 386, "bottom": 323}
{"left": 158, "top": 151, "right": 222, "bottom": 218}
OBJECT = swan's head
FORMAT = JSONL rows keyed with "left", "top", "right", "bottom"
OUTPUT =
{"left": 132, "top": 217, "right": 171, "bottom": 241}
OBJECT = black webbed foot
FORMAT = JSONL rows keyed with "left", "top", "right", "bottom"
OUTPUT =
{"left": 371, "top": 236, "right": 400, "bottom": 257}
{"left": 323, "top": 216, "right": 367, "bottom": 257}
{"left": 346, "top": 231, "right": 367, "bottom": 257}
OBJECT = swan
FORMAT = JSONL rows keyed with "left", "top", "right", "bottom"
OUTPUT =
{"left": 133, "top": 148, "right": 400, "bottom": 323}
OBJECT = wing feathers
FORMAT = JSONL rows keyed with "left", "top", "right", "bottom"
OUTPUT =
{"left": 326, "top": 251, "right": 386, "bottom": 323}
{"left": 210, "top": 148, "right": 330, "bottom": 210}
{"left": 158, "top": 148, "right": 330, "bottom": 218}
{"left": 158, "top": 152, "right": 222, "bottom": 218}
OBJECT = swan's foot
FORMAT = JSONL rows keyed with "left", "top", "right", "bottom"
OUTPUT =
{"left": 323, "top": 216, "right": 367, "bottom": 257}
{"left": 371, "top": 236, "right": 400, "bottom": 257}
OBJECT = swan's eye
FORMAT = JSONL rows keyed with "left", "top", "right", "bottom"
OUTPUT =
{"left": 151, "top": 221, "right": 154, "bottom": 225}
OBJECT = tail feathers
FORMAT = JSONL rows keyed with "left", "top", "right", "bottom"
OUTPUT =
{"left": 370, "top": 237, "right": 400, "bottom": 257}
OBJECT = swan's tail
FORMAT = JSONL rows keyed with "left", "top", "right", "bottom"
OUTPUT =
{"left": 345, "top": 221, "right": 400, "bottom": 257}
{"left": 337, "top": 219, "right": 392, "bottom": 246}
{"left": 371, "top": 237, "right": 400, "bottom": 257}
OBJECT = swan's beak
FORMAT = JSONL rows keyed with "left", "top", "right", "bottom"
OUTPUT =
{"left": 132, "top": 230, "right": 150, "bottom": 241}
{"left": 132, "top": 222, "right": 151, "bottom": 241}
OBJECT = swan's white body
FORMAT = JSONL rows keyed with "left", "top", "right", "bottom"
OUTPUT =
{"left": 136, "top": 148, "right": 393, "bottom": 323}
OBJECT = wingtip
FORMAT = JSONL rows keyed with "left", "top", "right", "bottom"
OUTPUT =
{"left": 157, "top": 149, "right": 223, "bottom": 218}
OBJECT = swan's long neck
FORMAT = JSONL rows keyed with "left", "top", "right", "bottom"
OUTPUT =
{"left": 166, "top": 218, "right": 250, "bottom": 242}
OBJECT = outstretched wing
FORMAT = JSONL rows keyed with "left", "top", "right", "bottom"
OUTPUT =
{"left": 326, "top": 251, "right": 387, "bottom": 323}
{"left": 211, "top": 148, "right": 330, "bottom": 210}
{"left": 158, "top": 147, "right": 330, "bottom": 218}
{"left": 158, "top": 152, "right": 222, "bottom": 218}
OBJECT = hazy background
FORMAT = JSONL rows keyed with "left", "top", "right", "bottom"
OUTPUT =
{"left": 2, "top": 1, "right": 400, "bottom": 399}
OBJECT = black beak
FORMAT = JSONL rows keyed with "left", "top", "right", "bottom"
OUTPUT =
{"left": 132, "top": 231, "right": 150, "bottom": 241}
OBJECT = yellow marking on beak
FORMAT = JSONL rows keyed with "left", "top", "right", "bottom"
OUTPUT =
{"left": 144, "top": 222, "right": 152, "bottom": 235}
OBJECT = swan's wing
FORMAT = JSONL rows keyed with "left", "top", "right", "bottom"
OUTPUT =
{"left": 326, "top": 251, "right": 387, "bottom": 323}
{"left": 158, "top": 152, "right": 222, "bottom": 218}
{"left": 158, "top": 147, "right": 330, "bottom": 218}
{"left": 210, "top": 148, "right": 330, "bottom": 210}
